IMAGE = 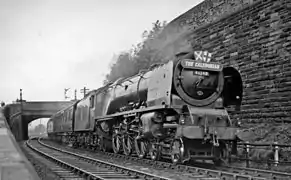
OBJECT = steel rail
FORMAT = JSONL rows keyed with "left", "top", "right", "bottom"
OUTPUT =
{"left": 40, "top": 138, "right": 272, "bottom": 180}
{"left": 27, "top": 138, "right": 176, "bottom": 180}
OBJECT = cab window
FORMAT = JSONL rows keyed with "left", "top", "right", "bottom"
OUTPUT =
{"left": 90, "top": 95, "right": 95, "bottom": 108}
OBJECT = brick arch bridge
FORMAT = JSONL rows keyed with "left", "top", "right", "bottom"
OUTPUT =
{"left": 4, "top": 101, "right": 75, "bottom": 141}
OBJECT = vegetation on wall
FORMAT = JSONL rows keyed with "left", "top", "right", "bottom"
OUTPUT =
{"left": 103, "top": 20, "right": 167, "bottom": 84}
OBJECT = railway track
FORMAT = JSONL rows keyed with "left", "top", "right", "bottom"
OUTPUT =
{"left": 26, "top": 138, "right": 223, "bottom": 180}
{"left": 109, "top": 151, "right": 291, "bottom": 180}
{"left": 218, "top": 165, "right": 291, "bottom": 180}
{"left": 39, "top": 138, "right": 291, "bottom": 180}
{"left": 21, "top": 140, "right": 85, "bottom": 180}
{"left": 111, "top": 151, "right": 291, "bottom": 180}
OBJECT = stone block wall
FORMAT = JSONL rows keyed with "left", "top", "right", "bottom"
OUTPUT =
{"left": 158, "top": 0, "right": 291, "bottom": 122}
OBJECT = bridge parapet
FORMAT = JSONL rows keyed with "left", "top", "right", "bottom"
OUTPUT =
{"left": 22, "top": 101, "right": 75, "bottom": 112}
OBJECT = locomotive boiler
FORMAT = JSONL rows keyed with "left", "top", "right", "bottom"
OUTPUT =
{"left": 47, "top": 50, "right": 243, "bottom": 165}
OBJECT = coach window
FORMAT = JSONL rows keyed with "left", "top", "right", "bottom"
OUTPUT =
{"left": 90, "top": 95, "right": 95, "bottom": 108}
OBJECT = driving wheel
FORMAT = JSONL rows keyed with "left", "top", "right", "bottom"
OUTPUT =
{"left": 134, "top": 137, "right": 149, "bottom": 158}
{"left": 112, "top": 134, "right": 122, "bottom": 154}
{"left": 213, "top": 144, "right": 230, "bottom": 166}
{"left": 122, "top": 135, "right": 133, "bottom": 156}
{"left": 98, "top": 136, "right": 106, "bottom": 152}
{"left": 149, "top": 142, "right": 161, "bottom": 161}
{"left": 170, "top": 139, "right": 184, "bottom": 164}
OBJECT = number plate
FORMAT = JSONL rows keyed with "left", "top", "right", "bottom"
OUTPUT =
{"left": 194, "top": 71, "right": 209, "bottom": 76}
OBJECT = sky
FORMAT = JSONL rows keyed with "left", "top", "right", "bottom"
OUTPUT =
{"left": 0, "top": 0, "right": 203, "bottom": 104}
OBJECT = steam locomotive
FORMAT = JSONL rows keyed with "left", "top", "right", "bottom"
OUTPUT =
{"left": 47, "top": 50, "right": 243, "bottom": 165}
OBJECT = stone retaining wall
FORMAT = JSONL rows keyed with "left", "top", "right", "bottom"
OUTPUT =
{"left": 157, "top": 0, "right": 291, "bottom": 122}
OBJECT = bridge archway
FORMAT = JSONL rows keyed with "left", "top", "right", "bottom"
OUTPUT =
{"left": 23, "top": 117, "right": 50, "bottom": 140}
{"left": 4, "top": 101, "right": 75, "bottom": 141}
{"left": 28, "top": 118, "right": 49, "bottom": 137}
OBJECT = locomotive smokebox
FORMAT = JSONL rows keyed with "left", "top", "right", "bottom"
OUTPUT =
{"left": 173, "top": 56, "right": 224, "bottom": 107}
{"left": 140, "top": 112, "right": 164, "bottom": 139}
